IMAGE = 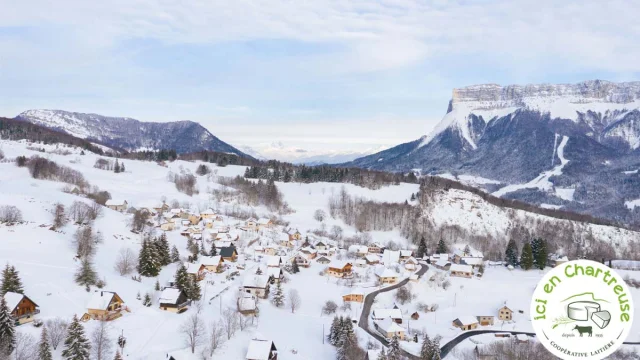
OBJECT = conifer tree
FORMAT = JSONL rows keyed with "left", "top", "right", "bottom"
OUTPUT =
{"left": 436, "top": 239, "right": 447, "bottom": 254}
{"left": 75, "top": 258, "right": 97, "bottom": 287}
{"left": 113, "top": 351, "right": 123, "bottom": 360}
{"left": 0, "top": 296, "right": 16, "bottom": 356}
{"left": 143, "top": 293, "right": 152, "bottom": 307}
{"left": 155, "top": 233, "right": 171, "bottom": 266}
{"left": 174, "top": 264, "right": 189, "bottom": 294}
{"left": 120, "top": 163, "right": 125, "bottom": 173}
{"left": 1, "top": 264, "right": 24, "bottom": 294}
{"left": 329, "top": 316, "right": 340, "bottom": 345}
{"left": 505, "top": 239, "right": 518, "bottom": 267}
{"left": 154, "top": 280, "right": 161, "bottom": 291}
{"left": 255, "top": 267, "right": 263, "bottom": 275}
{"left": 61, "top": 315, "right": 91, "bottom": 360}
{"left": 387, "top": 335, "right": 401, "bottom": 360}
{"left": 199, "top": 241, "right": 207, "bottom": 256}
{"left": 210, "top": 243, "right": 217, "bottom": 256}
{"left": 430, "top": 337, "right": 441, "bottom": 360}
{"left": 463, "top": 245, "right": 471, "bottom": 255}
{"left": 38, "top": 325, "right": 53, "bottom": 360}
{"left": 340, "top": 317, "right": 357, "bottom": 348}
{"left": 416, "top": 236, "right": 427, "bottom": 259}
{"left": 271, "top": 282, "right": 285, "bottom": 307}
{"left": 186, "top": 237, "right": 195, "bottom": 252}
{"left": 520, "top": 241, "right": 534, "bottom": 270}
{"left": 535, "top": 239, "right": 547, "bottom": 270}
{"left": 377, "top": 348, "right": 388, "bottom": 360}
{"left": 187, "top": 278, "right": 201, "bottom": 301}
{"left": 420, "top": 334, "right": 433, "bottom": 360}
{"left": 170, "top": 245, "right": 180, "bottom": 263}
{"left": 114, "top": 159, "right": 120, "bottom": 173}
{"left": 291, "top": 260, "right": 300, "bottom": 274}
{"left": 138, "top": 239, "right": 160, "bottom": 277}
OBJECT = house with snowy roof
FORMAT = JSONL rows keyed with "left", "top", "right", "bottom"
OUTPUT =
{"left": 375, "top": 266, "right": 399, "bottom": 284}
{"left": 199, "top": 255, "right": 223, "bottom": 273}
{"left": 220, "top": 246, "right": 238, "bottom": 262}
{"left": 158, "top": 288, "right": 190, "bottom": 313}
{"left": 256, "top": 218, "right": 273, "bottom": 230}
{"left": 348, "top": 245, "right": 369, "bottom": 256}
{"left": 3, "top": 291, "right": 39, "bottom": 325}
{"left": 404, "top": 256, "right": 419, "bottom": 271}
{"left": 371, "top": 308, "right": 403, "bottom": 323}
{"left": 242, "top": 275, "right": 271, "bottom": 298}
{"left": 434, "top": 258, "right": 451, "bottom": 270}
{"left": 185, "top": 262, "right": 205, "bottom": 281}
{"left": 105, "top": 199, "right": 128, "bottom": 212}
{"left": 266, "top": 255, "right": 282, "bottom": 268}
{"left": 382, "top": 250, "right": 400, "bottom": 265}
{"left": 498, "top": 305, "right": 513, "bottom": 321}
{"left": 399, "top": 250, "right": 413, "bottom": 260}
{"left": 367, "top": 243, "right": 384, "bottom": 254}
{"left": 450, "top": 264, "right": 473, "bottom": 278}
{"left": 237, "top": 294, "right": 257, "bottom": 315}
{"left": 374, "top": 318, "right": 406, "bottom": 340}
{"left": 201, "top": 208, "right": 216, "bottom": 219}
{"left": 365, "top": 254, "right": 381, "bottom": 265}
{"left": 81, "top": 291, "right": 126, "bottom": 321}
{"left": 327, "top": 261, "right": 352, "bottom": 278}
{"left": 461, "top": 257, "right": 483, "bottom": 268}
{"left": 452, "top": 316, "right": 479, "bottom": 331}
{"left": 246, "top": 338, "right": 277, "bottom": 360}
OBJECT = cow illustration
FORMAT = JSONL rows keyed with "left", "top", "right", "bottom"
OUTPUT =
{"left": 573, "top": 325, "right": 593, "bottom": 337}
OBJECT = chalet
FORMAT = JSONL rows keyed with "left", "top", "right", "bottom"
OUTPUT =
{"left": 498, "top": 305, "right": 513, "bottom": 321}
{"left": 342, "top": 290, "right": 364, "bottom": 303}
{"left": 434, "top": 258, "right": 451, "bottom": 270}
{"left": 375, "top": 267, "right": 399, "bottom": 284}
{"left": 355, "top": 259, "right": 367, "bottom": 268}
{"left": 160, "top": 222, "right": 175, "bottom": 231}
{"left": 264, "top": 246, "right": 277, "bottom": 256}
{"left": 81, "top": 291, "right": 126, "bottom": 321}
{"left": 220, "top": 246, "right": 238, "bottom": 262}
{"left": 105, "top": 199, "right": 128, "bottom": 212}
{"left": 365, "top": 254, "right": 380, "bottom": 265}
{"left": 153, "top": 203, "right": 170, "bottom": 213}
{"left": 266, "top": 256, "right": 283, "bottom": 268}
{"left": 246, "top": 338, "right": 277, "bottom": 360}
{"left": 371, "top": 308, "right": 403, "bottom": 324}
{"left": 290, "top": 229, "right": 302, "bottom": 240}
{"left": 256, "top": 218, "right": 273, "bottom": 229}
{"left": 450, "top": 264, "right": 473, "bottom": 278}
{"left": 453, "top": 248, "right": 484, "bottom": 264}
{"left": 404, "top": 257, "right": 419, "bottom": 271}
{"left": 382, "top": 250, "right": 400, "bottom": 265}
{"left": 374, "top": 319, "right": 405, "bottom": 340}
{"left": 158, "top": 288, "right": 190, "bottom": 313}
{"left": 452, "top": 316, "right": 479, "bottom": 331}
{"left": 299, "top": 248, "right": 317, "bottom": 260}
{"left": 292, "top": 254, "right": 311, "bottom": 267}
{"left": 246, "top": 218, "right": 258, "bottom": 230}
{"left": 429, "top": 253, "right": 449, "bottom": 264}
{"left": 367, "top": 243, "right": 383, "bottom": 254}
{"left": 461, "top": 257, "right": 483, "bottom": 268}
{"left": 185, "top": 263, "right": 205, "bottom": 281}
{"left": 199, "top": 255, "right": 223, "bottom": 273}
{"left": 266, "top": 267, "right": 283, "bottom": 283}
{"left": 3, "top": 292, "right": 39, "bottom": 325}
{"left": 278, "top": 233, "right": 292, "bottom": 247}
{"left": 201, "top": 208, "right": 216, "bottom": 219}
{"left": 242, "top": 275, "right": 271, "bottom": 298}
{"left": 475, "top": 345, "right": 497, "bottom": 360}
{"left": 399, "top": 250, "right": 413, "bottom": 260}
{"left": 188, "top": 215, "right": 202, "bottom": 225}
{"left": 316, "top": 256, "right": 331, "bottom": 265}
{"left": 477, "top": 315, "right": 495, "bottom": 326}
{"left": 238, "top": 294, "right": 257, "bottom": 315}
{"left": 315, "top": 241, "right": 328, "bottom": 251}
{"left": 348, "top": 245, "right": 369, "bottom": 257}
{"left": 327, "top": 261, "right": 352, "bottom": 278}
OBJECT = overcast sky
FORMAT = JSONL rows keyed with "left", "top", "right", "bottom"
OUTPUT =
{"left": 1, "top": 0, "right": 639, "bottom": 153}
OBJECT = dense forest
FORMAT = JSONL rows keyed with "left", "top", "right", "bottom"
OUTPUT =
{"left": 244, "top": 161, "right": 418, "bottom": 189}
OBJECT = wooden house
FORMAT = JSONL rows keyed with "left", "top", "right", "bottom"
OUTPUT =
{"left": 158, "top": 288, "right": 190, "bottom": 313}
{"left": 188, "top": 215, "right": 202, "bottom": 225}
{"left": 153, "top": 203, "right": 170, "bottom": 213}
{"left": 264, "top": 246, "right": 277, "bottom": 256}
{"left": 256, "top": 218, "right": 273, "bottom": 230}
{"left": 316, "top": 256, "right": 331, "bottom": 264}
{"left": 220, "top": 246, "right": 238, "bottom": 262}
{"left": 298, "top": 248, "right": 317, "bottom": 260}
{"left": 105, "top": 199, "right": 128, "bottom": 212}
{"left": 450, "top": 264, "right": 473, "bottom": 278}
{"left": 290, "top": 230, "right": 302, "bottom": 240}
{"left": 199, "top": 255, "right": 223, "bottom": 273}
{"left": 452, "top": 316, "right": 479, "bottom": 331}
{"left": 375, "top": 267, "right": 399, "bottom": 284}
{"left": 291, "top": 254, "right": 310, "bottom": 268}
{"left": 160, "top": 222, "right": 175, "bottom": 231}
{"left": 185, "top": 263, "right": 205, "bottom": 281}
{"left": 371, "top": 309, "right": 403, "bottom": 324}
{"left": 498, "top": 305, "right": 513, "bottom": 321}
{"left": 201, "top": 208, "right": 217, "bottom": 219}
{"left": 404, "top": 257, "right": 419, "bottom": 270}
{"left": 266, "top": 256, "right": 282, "bottom": 268}
{"left": 434, "top": 258, "right": 451, "bottom": 270}
{"left": 242, "top": 275, "right": 271, "bottom": 299}
{"left": 246, "top": 218, "right": 258, "bottom": 230}
{"left": 81, "top": 291, "right": 126, "bottom": 321}
{"left": 327, "top": 261, "right": 352, "bottom": 278}
{"left": 477, "top": 315, "right": 495, "bottom": 326}
{"left": 238, "top": 294, "right": 257, "bottom": 315}
{"left": 374, "top": 319, "right": 405, "bottom": 340}
{"left": 342, "top": 290, "right": 364, "bottom": 303}
{"left": 365, "top": 254, "right": 380, "bottom": 265}
{"left": 399, "top": 250, "right": 413, "bottom": 261}
{"left": 355, "top": 259, "right": 367, "bottom": 268}
{"left": 3, "top": 292, "right": 39, "bottom": 325}
{"left": 246, "top": 339, "right": 277, "bottom": 360}
{"left": 315, "top": 241, "right": 328, "bottom": 251}
{"left": 367, "top": 243, "right": 383, "bottom": 254}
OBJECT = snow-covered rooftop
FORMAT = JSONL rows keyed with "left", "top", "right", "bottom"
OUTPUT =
{"left": 375, "top": 318, "right": 406, "bottom": 333}
{"left": 246, "top": 339, "right": 275, "bottom": 360}
{"left": 242, "top": 275, "right": 270, "bottom": 289}
{"left": 266, "top": 256, "right": 282, "bottom": 267}
{"left": 87, "top": 291, "right": 118, "bottom": 311}
{"left": 3, "top": 291, "right": 24, "bottom": 312}
{"left": 105, "top": 199, "right": 126, "bottom": 206}
{"left": 239, "top": 295, "right": 257, "bottom": 311}
{"left": 461, "top": 257, "right": 483, "bottom": 266}
{"left": 372, "top": 308, "right": 402, "bottom": 320}
{"left": 257, "top": 218, "right": 271, "bottom": 225}
{"left": 450, "top": 264, "right": 473, "bottom": 273}
{"left": 456, "top": 316, "right": 479, "bottom": 326}
{"left": 375, "top": 267, "right": 398, "bottom": 278}
{"left": 159, "top": 288, "right": 183, "bottom": 304}
{"left": 382, "top": 250, "right": 400, "bottom": 264}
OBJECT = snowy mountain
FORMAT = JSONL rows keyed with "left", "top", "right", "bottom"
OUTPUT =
{"left": 15, "top": 109, "right": 251, "bottom": 157}
{"left": 239, "top": 141, "right": 386, "bottom": 164}
{"left": 345, "top": 80, "right": 640, "bottom": 226}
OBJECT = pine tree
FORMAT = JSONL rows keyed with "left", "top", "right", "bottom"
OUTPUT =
{"left": 38, "top": 325, "right": 53, "bottom": 360}
{"left": 420, "top": 334, "right": 433, "bottom": 360}
{"left": 138, "top": 239, "right": 160, "bottom": 277}
{"left": 154, "top": 280, "right": 161, "bottom": 291}
{"left": 387, "top": 334, "right": 401, "bottom": 360}
{"left": 410, "top": 193, "right": 416, "bottom": 201}
{"left": 436, "top": 239, "right": 447, "bottom": 254}
{"left": 120, "top": 163, "right": 125, "bottom": 172}
{"left": 155, "top": 233, "right": 171, "bottom": 266}
{"left": 1, "top": 264, "right": 24, "bottom": 294}
{"left": 329, "top": 316, "right": 340, "bottom": 345}
{"left": 0, "top": 296, "right": 16, "bottom": 356}
{"left": 291, "top": 260, "right": 300, "bottom": 274}
{"left": 535, "top": 239, "right": 547, "bottom": 270}
{"left": 520, "top": 241, "right": 534, "bottom": 270}
{"left": 174, "top": 264, "right": 189, "bottom": 294}
{"left": 199, "top": 241, "right": 207, "bottom": 256}
{"left": 377, "top": 348, "right": 388, "bottom": 360}
{"left": 463, "top": 245, "right": 471, "bottom": 255}
{"left": 340, "top": 317, "right": 357, "bottom": 348}
{"left": 210, "top": 243, "right": 217, "bottom": 256}
{"left": 430, "top": 337, "right": 441, "bottom": 360}
{"left": 505, "top": 239, "right": 518, "bottom": 267}
{"left": 114, "top": 159, "right": 120, "bottom": 173}
{"left": 416, "top": 236, "right": 427, "bottom": 259}
{"left": 255, "top": 267, "right": 263, "bottom": 275}
{"left": 61, "top": 315, "right": 91, "bottom": 360}
{"left": 271, "top": 282, "right": 285, "bottom": 307}
{"left": 170, "top": 245, "right": 180, "bottom": 263}
{"left": 113, "top": 351, "right": 123, "bottom": 360}
{"left": 74, "top": 258, "right": 97, "bottom": 287}
{"left": 187, "top": 278, "right": 201, "bottom": 301}
{"left": 143, "top": 293, "right": 152, "bottom": 307}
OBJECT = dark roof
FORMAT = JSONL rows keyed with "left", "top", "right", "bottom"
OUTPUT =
{"left": 220, "top": 246, "right": 237, "bottom": 257}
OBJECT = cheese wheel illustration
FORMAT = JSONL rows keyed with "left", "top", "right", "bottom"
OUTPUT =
{"left": 567, "top": 301, "right": 600, "bottom": 321}
{"left": 591, "top": 311, "right": 611, "bottom": 329}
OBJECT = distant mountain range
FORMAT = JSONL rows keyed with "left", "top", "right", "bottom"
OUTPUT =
{"left": 15, "top": 109, "right": 251, "bottom": 157}
{"left": 240, "top": 141, "right": 387, "bottom": 165}
{"left": 345, "top": 80, "right": 640, "bottom": 226}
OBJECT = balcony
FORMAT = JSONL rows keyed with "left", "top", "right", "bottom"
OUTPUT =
{"left": 14, "top": 308, "right": 40, "bottom": 320}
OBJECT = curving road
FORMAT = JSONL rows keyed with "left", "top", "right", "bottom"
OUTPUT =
{"left": 358, "top": 264, "right": 429, "bottom": 360}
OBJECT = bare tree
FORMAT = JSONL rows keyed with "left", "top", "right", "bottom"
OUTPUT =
{"left": 181, "top": 312, "right": 205, "bottom": 354}
{"left": 0, "top": 205, "right": 23, "bottom": 223}
{"left": 288, "top": 289, "right": 301, "bottom": 313}
{"left": 222, "top": 307, "right": 239, "bottom": 340}
{"left": 313, "top": 209, "right": 327, "bottom": 222}
{"left": 45, "top": 317, "right": 69, "bottom": 350}
{"left": 53, "top": 203, "right": 67, "bottom": 228}
{"left": 395, "top": 286, "right": 412, "bottom": 305}
{"left": 322, "top": 300, "right": 338, "bottom": 315}
{"left": 207, "top": 320, "right": 225, "bottom": 356}
{"left": 114, "top": 248, "right": 136, "bottom": 276}
{"left": 330, "top": 225, "right": 343, "bottom": 239}
{"left": 88, "top": 202, "right": 103, "bottom": 220}
{"left": 130, "top": 209, "right": 150, "bottom": 232}
{"left": 69, "top": 201, "right": 91, "bottom": 224}
{"left": 12, "top": 333, "right": 37, "bottom": 360}
{"left": 91, "top": 320, "right": 113, "bottom": 360}
{"left": 72, "top": 226, "right": 97, "bottom": 259}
